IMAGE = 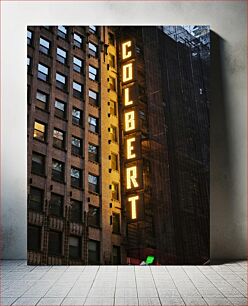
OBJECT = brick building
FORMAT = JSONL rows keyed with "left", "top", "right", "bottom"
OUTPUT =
{"left": 27, "top": 26, "right": 209, "bottom": 265}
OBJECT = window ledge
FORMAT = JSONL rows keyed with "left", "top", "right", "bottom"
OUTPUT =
{"left": 88, "top": 191, "right": 100, "bottom": 196}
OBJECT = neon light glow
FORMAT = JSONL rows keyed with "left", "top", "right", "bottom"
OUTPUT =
{"left": 124, "top": 87, "right": 133, "bottom": 106}
{"left": 123, "top": 63, "right": 133, "bottom": 83}
{"left": 127, "top": 138, "right": 136, "bottom": 159}
{"left": 128, "top": 195, "right": 139, "bottom": 219}
{"left": 126, "top": 166, "right": 139, "bottom": 189}
{"left": 125, "top": 111, "right": 135, "bottom": 132}
{"left": 122, "top": 41, "right": 132, "bottom": 60}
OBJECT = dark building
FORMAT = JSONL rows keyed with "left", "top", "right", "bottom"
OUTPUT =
{"left": 27, "top": 26, "right": 209, "bottom": 265}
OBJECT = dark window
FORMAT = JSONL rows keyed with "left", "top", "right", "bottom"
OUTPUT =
{"left": 113, "top": 213, "right": 120, "bottom": 234}
{"left": 88, "top": 174, "right": 99, "bottom": 194}
{"left": 28, "top": 226, "right": 41, "bottom": 252}
{"left": 27, "top": 30, "right": 32, "bottom": 45}
{"left": 69, "top": 236, "right": 81, "bottom": 259}
{"left": 70, "top": 199, "right": 82, "bottom": 223}
{"left": 88, "top": 240, "right": 100, "bottom": 264}
{"left": 52, "top": 159, "right": 64, "bottom": 182}
{"left": 112, "top": 182, "right": 119, "bottom": 201}
{"left": 88, "top": 116, "right": 98, "bottom": 133}
{"left": 74, "top": 32, "right": 82, "bottom": 48}
{"left": 89, "top": 26, "right": 97, "bottom": 34}
{"left": 71, "top": 167, "right": 81, "bottom": 188}
{"left": 27, "top": 57, "right": 31, "bottom": 73}
{"left": 36, "top": 91, "right": 48, "bottom": 110}
{"left": 139, "top": 110, "right": 147, "bottom": 130}
{"left": 110, "top": 100, "right": 117, "bottom": 116}
{"left": 111, "top": 153, "right": 118, "bottom": 171}
{"left": 32, "top": 152, "right": 45, "bottom": 176}
{"left": 33, "top": 121, "right": 46, "bottom": 141}
{"left": 72, "top": 136, "right": 82, "bottom": 156}
{"left": 89, "top": 89, "right": 98, "bottom": 106}
{"left": 112, "top": 245, "right": 121, "bottom": 264}
{"left": 110, "top": 125, "right": 117, "bottom": 142}
{"left": 57, "top": 26, "right": 67, "bottom": 39}
{"left": 73, "top": 81, "right": 83, "bottom": 99}
{"left": 88, "top": 205, "right": 100, "bottom": 227}
{"left": 88, "top": 143, "right": 99, "bottom": 162}
{"left": 29, "top": 187, "right": 43, "bottom": 212}
{"left": 50, "top": 193, "right": 63, "bottom": 217}
{"left": 108, "top": 32, "right": 115, "bottom": 46}
{"left": 57, "top": 47, "right": 67, "bottom": 64}
{"left": 38, "top": 63, "right": 49, "bottom": 82}
{"left": 89, "top": 65, "right": 98, "bottom": 81}
{"left": 73, "top": 56, "right": 83, "bottom": 73}
{"left": 89, "top": 42, "right": 97, "bottom": 57}
{"left": 109, "top": 76, "right": 116, "bottom": 91}
{"left": 53, "top": 129, "right": 65, "bottom": 149}
{"left": 55, "top": 99, "right": 66, "bottom": 119}
{"left": 72, "top": 108, "right": 82, "bottom": 126}
{"left": 56, "top": 72, "right": 66, "bottom": 90}
{"left": 109, "top": 54, "right": 115, "bottom": 69}
{"left": 39, "top": 37, "right": 50, "bottom": 54}
{"left": 48, "top": 231, "right": 62, "bottom": 256}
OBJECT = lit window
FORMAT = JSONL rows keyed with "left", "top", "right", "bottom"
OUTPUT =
{"left": 89, "top": 26, "right": 97, "bottom": 34}
{"left": 56, "top": 72, "right": 66, "bottom": 90}
{"left": 57, "top": 26, "right": 67, "bottom": 39}
{"left": 109, "top": 76, "right": 116, "bottom": 91}
{"left": 53, "top": 129, "right": 65, "bottom": 149}
{"left": 88, "top": 174, "right": 99, "bottom": 193}
{"left": 70, "top": 199, "right": 82, "bottom": 223}
{"left": 36, "top": 91, "right": 48, "bottom": 110}
{"left": 73, "top": 56, "right": 83, "bottom": 73}
{"left": 50, "top": 193, "right": 63, "bottom": 217}
{"left": 111, "top": 153, "right": 118, "bottom": 171}
{"left": 89, "top": 42, "right": 97, "bottom": 57}
{"left": 113, "top": 213, "right": 120, "bottom": 234}
{"left": 89, "top": 65, "right": 98, "bottom": 81}
{"left": 88, "top": 144, "right": 98, "bottom": 162}
{"left": 110, "top": 100, "right": 117, "bottom": 116}
{"left": 29, "top": 187, "right": 43, "bottom": 212}
{"left": 73, "top": 81, "right": 83, "bottom": 99}
{"left": 57, "top": 47, "right": 67, "bottom": 64}
{"left": 72, "top": 108, "right": 82, "bottom": 126}
{"left": 74, "top": 33, "right": 82, "bottom": 48}
{"left": 32, "top": 152, "right": 45, "bottom": 176}
{"left": 71, "top": 167, "right": 81, "bottom": 188}
{"left": 112, "top": 182, "right": 119, "bottom": 201}
{"left": 89, "top": 89, "right": 98, "bottom": 106}
{"left": 88, "top": 116, "right": 98, "bottom": 133}
{"left": 109, "top": 54, "right": 115, "bottom": 69}
{"left": 72, "top": 136, "right": 82, "bottom": 156}
{"left": 27, "top": 30, "right": 32, "bottom": 45}
{"left": 110, "top": 125, "right": 117, "bottom": 142}
{"left": 69, "top": 236, "right": 81, "bottom": 259}
{"left": 38, "top": 63, "right": 49, "bottom": 82}
{"left": 27, "top": 57, "right": 31, "bottom": 73}
{"left": 39, "top": 37, "right": 50, "bottom": 54}
{"left": 55, "top": 99, "right": 66, "bottom": 118}
{"left": 34, "top": 121, "right": 46, "bottom": 141}
{"left": 88, "top": 240, "right": 100, "bottom": 264}
{"left": 88, "top": 205, "right": 100, "bottom": 227}
{"left": 52, "top": 159, "right": 64, "bottom": 182}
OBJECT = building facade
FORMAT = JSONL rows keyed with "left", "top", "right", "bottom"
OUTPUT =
{"left": 27, "top": 26, "right": 209, "bottom": 265}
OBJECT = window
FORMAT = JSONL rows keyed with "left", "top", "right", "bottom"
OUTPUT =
{"left": 52, "top": 160, "right": 64, "bottom": 182}
{"left": 139, "top": 110, "right": 147, "bottom": 130}
{"left": 50, "top": 193, "right": 63, "bottom": 217}
{"left": 27, "top": 57, "right": 31, "bottom": 73}
{"left": 72, "top": 136, "right": 82, "bottom": 156}
{"left": 71, "top": 167, "right": 81, "bottom": 188}
{"left": 38, "top": 63, "right": 49, "bottom": 82}
{"left": 32, "top": 152, "right": 45, "bottom": 176}
{"left": 27, "top": 30, "right": 32, "bottom": 45}
{"left": 39, "top": 37, "right": 50, "bottom": 54}
{"left": 88, "top": 205, "right": 100, "bottom": 227}
{"left": 88, "top": 144, "right": 99, "bottom": 162}
{"left": 33, "top": 121, "right": 46, "bottom": 141}
{"left": 108, "top": 32, "right": 115, "bottom": 46}
{"left": 74, "top": 32, "right": 82, "bottom": 48}
{"left": 36, "top": 91, "right": 48, "bottom": 110}
{"left": 89, "top": 42, "right": 98, "bottom": 57}
{"left": 110, "top": 125, "right": 117, "bottom": 142}
{"left": 89, "top": 65, "right": 98, "bottom": 81}
{"left": 112, "top": 182, "right": 119, "bottom": 201}
{"left": 88, "top": 116, "right": 98, "bottom": 133}
{"left": 57, "top": 47, "right": 67, "bottom": 64}
{"left": 73, "top": 57, "right": 83, "bottom": 73}
{"left": 89, "top": 26, "right": 97, "bottom": 34}
{"left": 88, "top": 240, "right": 100, "bottom": 264}
{"left": 109, "top": 54, "right": 116, "bottom": 69}
{"left": 72, "top": 108, "right": 82, "bottom": 126}
{"left": 88, "top": 174, "right": 99, "bottom": 194}
{"left": 29, "top": 187, "right": 43, "bottom": 212}
{"left": 89, "top": 89, "right": 98, "bottom": 106}
{"left": 109, "top": 76, "right": 116, "bottom": 91}
{"left": 70, "top": 199, "right": 82, "bottom": 223}
{"left": 48, "top": 231, "right": 62, "bottom": 256}
{"left": 69, "top": 236, "right": 81, "bottom": 259}
{"left": 112, "top": 246, "right": 121, "bottom": 264}
{"left": 56, "top": 72, "right": 66, "bottom": 90}
{"left": 110, "top": 100, "right": 117, "bottom": 116}
{"left": 55, "top": 99, "right": 66, "bottom": 119}
{"left": 73, "top": 81, "right": 83, "bottom": 99}
{"left": 57, "top": 26, "right": 67, "bottom": 39}
{"left": 53, "top": 129, "right": 65, "bottom": 149}
{"left": 111, "top": 153, "right": 118, "bottom": 171}
{"left": 28, "top": 226, "right": 41, "bottom": 252}
{"left": 113, "top": 213, "right": 120, "bottom": 234}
